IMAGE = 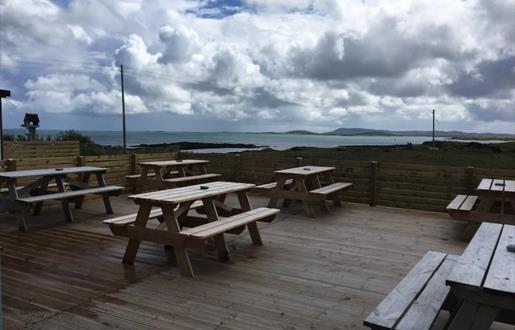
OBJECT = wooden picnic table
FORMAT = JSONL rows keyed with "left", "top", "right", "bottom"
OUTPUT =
{"left": 476, "top": 178, "right": 515, "bottom": 215}
{"left": 266, "top": 166, "right": 352, "bottom": 218}
{"left": 446, "top": 222, "right": 515, "bottom": 329}
{"left": 0, "top": 166, "right": 123, "bottom": 230}
{"left": 104, "top": 181, "right": 279, "bottom": 277}
{"left": 129, "top": 159, "right": 220, "bottom": 192}
{"left": 447, "top": 178, "right": 515, "bottom": 240}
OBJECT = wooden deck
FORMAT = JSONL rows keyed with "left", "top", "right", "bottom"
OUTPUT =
{"left": 0, "top": 195, "right": 510, "bottom": 329}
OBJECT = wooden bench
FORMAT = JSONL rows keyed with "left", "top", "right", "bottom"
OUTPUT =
{"left": 163, "top": 173, "right": 221, "bottom": 188}
{"left": 364, "top": 251, "right": 458, "bottom": 330}
{"left": 103, "top": 201, "right": 204, "bottom": 227}
{"left": 17, "top": 186, "right": 123, "bottom": 204}
{"left": 310, "top": 182, "right": 353, "bottom": 206}
{"left": 180, "top": 207, "right": 279, "bottom": 241}
{"left": 252, "top": 179, "right": 294, "bottom": 194}
{"left": 126, "top": 172, "right": 177, "bottom": 193}
{"left": 446, "top": 194, "right": 478, "bottom": 217}
{"left": 0, "top": 182, "right": 67, "bottom": 194}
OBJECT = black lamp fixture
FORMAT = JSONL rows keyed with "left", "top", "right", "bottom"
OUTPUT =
{"left": 0, "top": 89, "right": 11, "bottom": 160}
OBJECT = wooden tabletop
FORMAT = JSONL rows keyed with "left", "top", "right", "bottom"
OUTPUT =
{"left": 446, "top": 222, "right": 515, "bottom": 296}
{"left": 477, "top": 178, "right": 515, "bottom": 194}
{"left": 138, "top": 159, "right": 209, "bottom": 167}
{"left": 0, "top": 166, "right": 108, "bottom": 179}
{"left": 274, "top": 166, "right": 335, "bottom": 176}
{"left": 130, "top": 181, "right": 255, "bottom": 205}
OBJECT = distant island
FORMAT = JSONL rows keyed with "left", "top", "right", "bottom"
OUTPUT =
{"left": 277, "top": 128, "right": 515, "bottom": 140}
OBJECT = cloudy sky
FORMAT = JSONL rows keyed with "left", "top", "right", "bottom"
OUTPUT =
{"left": 0, "top": 0, "right": 514, "bottom": 133}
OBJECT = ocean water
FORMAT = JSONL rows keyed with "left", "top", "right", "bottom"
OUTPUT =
{"left": 4, "top": 129, "right": 501, "bottom": 152}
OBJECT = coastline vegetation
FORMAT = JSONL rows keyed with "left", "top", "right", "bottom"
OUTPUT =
{"left": 4, "top": 131, "right": 515, "bottom": 168}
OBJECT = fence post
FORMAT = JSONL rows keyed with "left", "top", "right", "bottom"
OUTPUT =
{"left": 296, "top": 157, "right": 303, "bottom": 166}
{"left": 465, "top": 166, "right": 475, "bottom": 194}
{"left": 6, "top": 159, "right": 16, "bottom": 172}
{"left": 369, "top": 161, "right": 378, "bottom": 206}
{"left": 76, "top": 156, "right": 86, "bottom": 167}
{"left": 130, "top": 154, "right": 138, "bottom": 175}
{"left": 233, "top": 154, "right": 241, "bottom": 181}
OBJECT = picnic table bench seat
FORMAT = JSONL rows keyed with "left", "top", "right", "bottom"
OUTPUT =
{"left": 126, "top": 172, "right": 180, "bottom": 181}
{"left": 252, "top": 179, "right": 294, "bottom": 193}
{"left": 310, "top": 182, "right": 353, "bottom": 196}
{"left": 180, "top": 207, "right": 279, "bottom": 240}
{"left": 163, "top": 173, "right": 221, "bottom": 187}
{"left": 103, "top": 201, "right": 204, "bottom": 227}
{"left": 364, "top": 251, "right": 458, "bottom": 330}
{"left": 126, "top": 172, "right": 158, "bottom": 180}
{"left": 126, "top": 172, "right": 179, "bottom": 192}
{"left": 0, "top": 182, "right": 68, "bottom": 193}
{"left": 16, "top": 186, "right": 123, "bottom": 204}
{"left": 446, "top": 194, "right": 478, "bottom": 215}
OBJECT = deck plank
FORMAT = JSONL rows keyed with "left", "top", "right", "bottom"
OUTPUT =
{"left": 0, "top": 194, "right": 492, "bottom": 330}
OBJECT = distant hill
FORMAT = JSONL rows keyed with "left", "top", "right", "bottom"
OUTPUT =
{"left": 324, "top": 128, "right": 395, "bottom": 136}
{"left": 285, "top": 130, "right": 318, "bottom": 135}
{"left": 279, "top": 127, "right": 515, "bottom": 140}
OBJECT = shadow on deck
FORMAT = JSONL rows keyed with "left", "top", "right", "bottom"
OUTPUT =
{"left": 0, "top": 195, "right": 477, "bottom": 329}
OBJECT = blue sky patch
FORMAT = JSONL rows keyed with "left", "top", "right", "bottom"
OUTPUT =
{"left": 189, "top": 0, "right": 253, "bottom": 18}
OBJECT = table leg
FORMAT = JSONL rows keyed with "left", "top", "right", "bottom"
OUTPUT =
{"left": 282, "top": 179, "right": 296, "bottom": 208}
{"left": 95, "top": 173, "right": 113, "bottom": 214}
{"left": 237, "top": 191, "right": 262, "bottom": 245}
{"left": 311, "top": 175, "right": 329, "bottom": 212}
{"left": 123, "top": 203, "right": 152, "bottom": 265}
{"left": 324, "top": 172, "right": 342, "bottom": 206}
{"left": 55, "top": 175, "right": 73, "bottom": 223}
{"left": 8, "top": 181, "right": 28, "bottom": 231}
{"left": 161, "top": 205, "right": 194, "bottom": 277}
{"left": 448, "top": 301, "right": 498, "bottom": 330}
{"left": 296, "top": 178, "right": 316, "bottom": 218}
{"left": 477, "top": 195, "right": 496, "bottom": 213}
{"left": 203, "top": 197, "right": 231, "bottom": 262}
{"left": 201, "top": 164, "right": 208, "bottom": 175}
{"left": 268, "top": 176, "right": 287, "bottom": 208}
{"left": 33, "top": 179, "right": 50, "bottom": 215}
{"left": 136, "top": 167, "right": 150, "bottom": 193}
{"left": 74, "top": 173, "right": 90, "bottom": 209}
{"left": 155, "top": 167, "right": 167, "bottom": 190}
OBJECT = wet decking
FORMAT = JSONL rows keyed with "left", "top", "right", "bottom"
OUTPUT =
{"left": 0, "top": 195, "right": 505, "bottom": 329}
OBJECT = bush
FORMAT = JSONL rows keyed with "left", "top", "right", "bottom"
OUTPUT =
{"left": 55, "top": 130, "right": 93, "bottom": 144}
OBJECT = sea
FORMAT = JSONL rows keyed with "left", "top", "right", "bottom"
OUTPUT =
{"left": 4, "top": 129, "right": 503, "bottom": 153}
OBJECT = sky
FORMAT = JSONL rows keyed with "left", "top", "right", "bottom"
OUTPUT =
{"left": 0, "top": 0, "right": 514, "bottom": 133}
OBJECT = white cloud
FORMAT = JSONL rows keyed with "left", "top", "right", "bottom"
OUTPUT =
{"left": 0, "top": 0, "right": 514, "bottom": 133}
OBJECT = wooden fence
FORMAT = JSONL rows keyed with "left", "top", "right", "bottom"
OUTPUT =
{"left": 0, "top": 150, "right": 514, "bottom": 213}
{"left": 0, "top": 152, "right": 178, "bottom": 188}
{"left": 191, "top": 153, "right": 515, "bottom": 213}
{"left": 3, "top": 141, "right": 80, "bottom": 158}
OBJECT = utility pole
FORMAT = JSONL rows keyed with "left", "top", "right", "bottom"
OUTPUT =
{"left": 0, "top": 89, "right": 11, "bottom": 160}
{"left": 120, "top": 65, "right": 127, "bottom": 152}
{"left": 432, "top": 109, "right": 435, "bottom": 156}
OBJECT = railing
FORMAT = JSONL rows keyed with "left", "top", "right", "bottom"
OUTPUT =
{"left": 0, "top": 152, "right": 178, "bottom": 188}
{"left": 194, "top": 153, "right": 515, "bottom": 213}
{"left": 3, "top": 141, "right": 80, "bottom": 158}
{"left": 1, "top": 151, "right": 514, "bottom": 213}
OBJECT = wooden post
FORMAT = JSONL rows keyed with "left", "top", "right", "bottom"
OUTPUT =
{"left": 76, "top": 156, "right": 86, "bottom": 166}
{"left": 465, "top": 166, "right": 475, "bottom": 195}
{"left": 130, "top": 154, "right": 138, "bottom": 175}
{"left": 5, "top": 159, "right": 16, "bottom": 172}
{"left": 233, "top": 154, "right": 241, "bottom": 181}
{"left": 296, "top": 157, "right": 303, "bottom": 166}
{"left": 369, "top": 161, "right": 378, "bottom": 207}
